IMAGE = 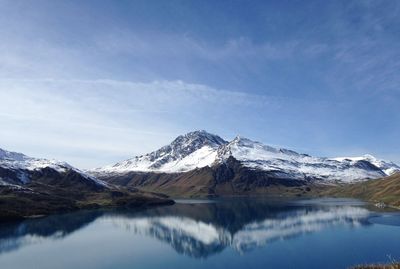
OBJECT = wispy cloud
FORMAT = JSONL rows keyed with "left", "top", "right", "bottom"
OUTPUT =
{"left": 0, "top": 79, "right": 282, "bottom": 168}
{"left": 95, "top": 31, "right": 304, "bottom": 61}
{"left": 0, "top": 0, "right": 399, "bottom": 166}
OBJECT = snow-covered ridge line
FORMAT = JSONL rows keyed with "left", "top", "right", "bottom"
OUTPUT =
{"left": 217, "top": 136, "right": 399, "bottom": 182}
{"left": 0, "top": 148, "right": 72, "bottom": 173}
{"left": 331, "top": 154, "right": 400, "bottom": 176}
{"left": 0, "top": 148, "right": 109, "bottom": 187}
{"left": 92, "top": 130, "right": 226, "bottom": 174}
{"left": 92, "top": 130, "right": 400, "bottom": 183}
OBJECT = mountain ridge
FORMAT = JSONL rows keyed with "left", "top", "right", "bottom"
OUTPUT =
{"left": 92, "top": 130, "right": 227, "bottom": 174}
{"left": 0, "top": 148, "right": 107, "bottom": 188}
{"left": 0, "top": 147, "right": 174, "bottom": 220}
{"left": 91, "top": 130, "right": 400, "bottom": 184}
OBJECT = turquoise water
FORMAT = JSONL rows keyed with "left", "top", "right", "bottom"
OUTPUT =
{"left": 0, "top": 198, "right": 399, "bottom": 269}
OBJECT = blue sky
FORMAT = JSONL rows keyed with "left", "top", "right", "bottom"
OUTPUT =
{"left": 0, "top": 0, "right": 399, "bottom": 168}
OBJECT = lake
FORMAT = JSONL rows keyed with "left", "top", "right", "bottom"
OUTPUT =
{"left": 0, "top": 197, "right": 399, "bottom": 269}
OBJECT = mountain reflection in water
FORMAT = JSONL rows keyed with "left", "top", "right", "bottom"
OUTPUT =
{"left": 0, "top": 210, "right": 102, "bottom": 255}
{"left": 0, "top": 198, "right": 371, "bottom": 259}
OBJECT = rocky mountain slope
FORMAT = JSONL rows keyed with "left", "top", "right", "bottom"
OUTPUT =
{"left": 91, "top": 130, "right": 399, "bottom": 197}
{"left": 92, "top": 130, "right": 227, "bottom": 173}
{"left": 325, "top": 172, "right": 400, "bottom": 208}
{"left": 0, "top": 148, "right": 107, "bottom": 189}
{"left": 0, "top": 148, "right": 173, "bottom": 220}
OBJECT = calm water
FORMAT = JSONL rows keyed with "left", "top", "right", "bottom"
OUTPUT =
{"left": 0, "top": 198, "right": 400, "bottom": 269}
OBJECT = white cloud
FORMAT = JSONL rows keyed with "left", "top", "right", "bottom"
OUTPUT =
{"left": 0, "top": 78, "right": 277, "bottom": 168}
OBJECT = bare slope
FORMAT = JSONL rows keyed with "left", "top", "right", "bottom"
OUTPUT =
{"left": 325, "top": 173, "right": 400, "bottom": 207}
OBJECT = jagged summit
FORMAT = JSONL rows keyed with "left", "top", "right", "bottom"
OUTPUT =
{"left": 165, "top": 130, "right": 227, "bottom": 155}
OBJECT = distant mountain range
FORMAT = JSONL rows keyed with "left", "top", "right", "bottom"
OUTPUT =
{"left": 1, "top": 130, "right": 399, "bottom": 214}
{"left": 89, "top": 130, "right": 400, "bottom": 196}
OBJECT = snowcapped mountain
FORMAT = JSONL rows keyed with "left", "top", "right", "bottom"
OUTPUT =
{"left": 0, "top": 148, "right": 107, "bottom": 188}
{"left": 216, "top": 136, "right": 398, "bottom": 182}
{"left": 332, "top": 154, "right": 400, "bottom": 176}
{"left": 92, "top": 131, "right": 400, "bottom": 183}
{"left": 93, "top": 130, "right": 227, "bottom": 173}
{"left": 0, "top": 148, "right": 174, "bottom": 220}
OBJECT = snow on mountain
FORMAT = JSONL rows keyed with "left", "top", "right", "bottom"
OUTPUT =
{"left": 333, "top": 154, "right": 400, "bottom": 176}
{"left": 0, "top": 148, "right": 73, "bottom": 174}
{"left": 92, "top": 131, "right": 399, "bottom": 183}
{"left": 0, "top": 149, "right": 27, "bottom": 162}
{"left": 216, "top": 136, "right": 391, "bottom": 182}
{"left": 93, "top": 130, "right": 227, "bottom": 173}
{"left": 0, "top": 148, "right": 108, "bottom": 187}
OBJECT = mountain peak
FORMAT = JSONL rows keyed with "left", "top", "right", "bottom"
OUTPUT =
{"left": 166, "top": 130, "right": 227, "bottom": 156}
{"left": 92, "top": 131, "right": 400, "bottom": 181}
{"left": 0, "top": 148, "right": 29, "bottom": 162}
{"left": 96, "top": 130, "right": 227, "bottom": 173}
{"left": 231, "top": 135, "right": 258, "bottom": 145}
{"left": 186, "top": 130, "right": 210, "bottom": 136}
{"left": 362, "top": 154, "right": 377, "bottom": 160}
{"left": 174, "top": 130, "right": 227, "bottom": 147}
{"left": 150, "top": 130, "right": 227, "bottom": 165}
